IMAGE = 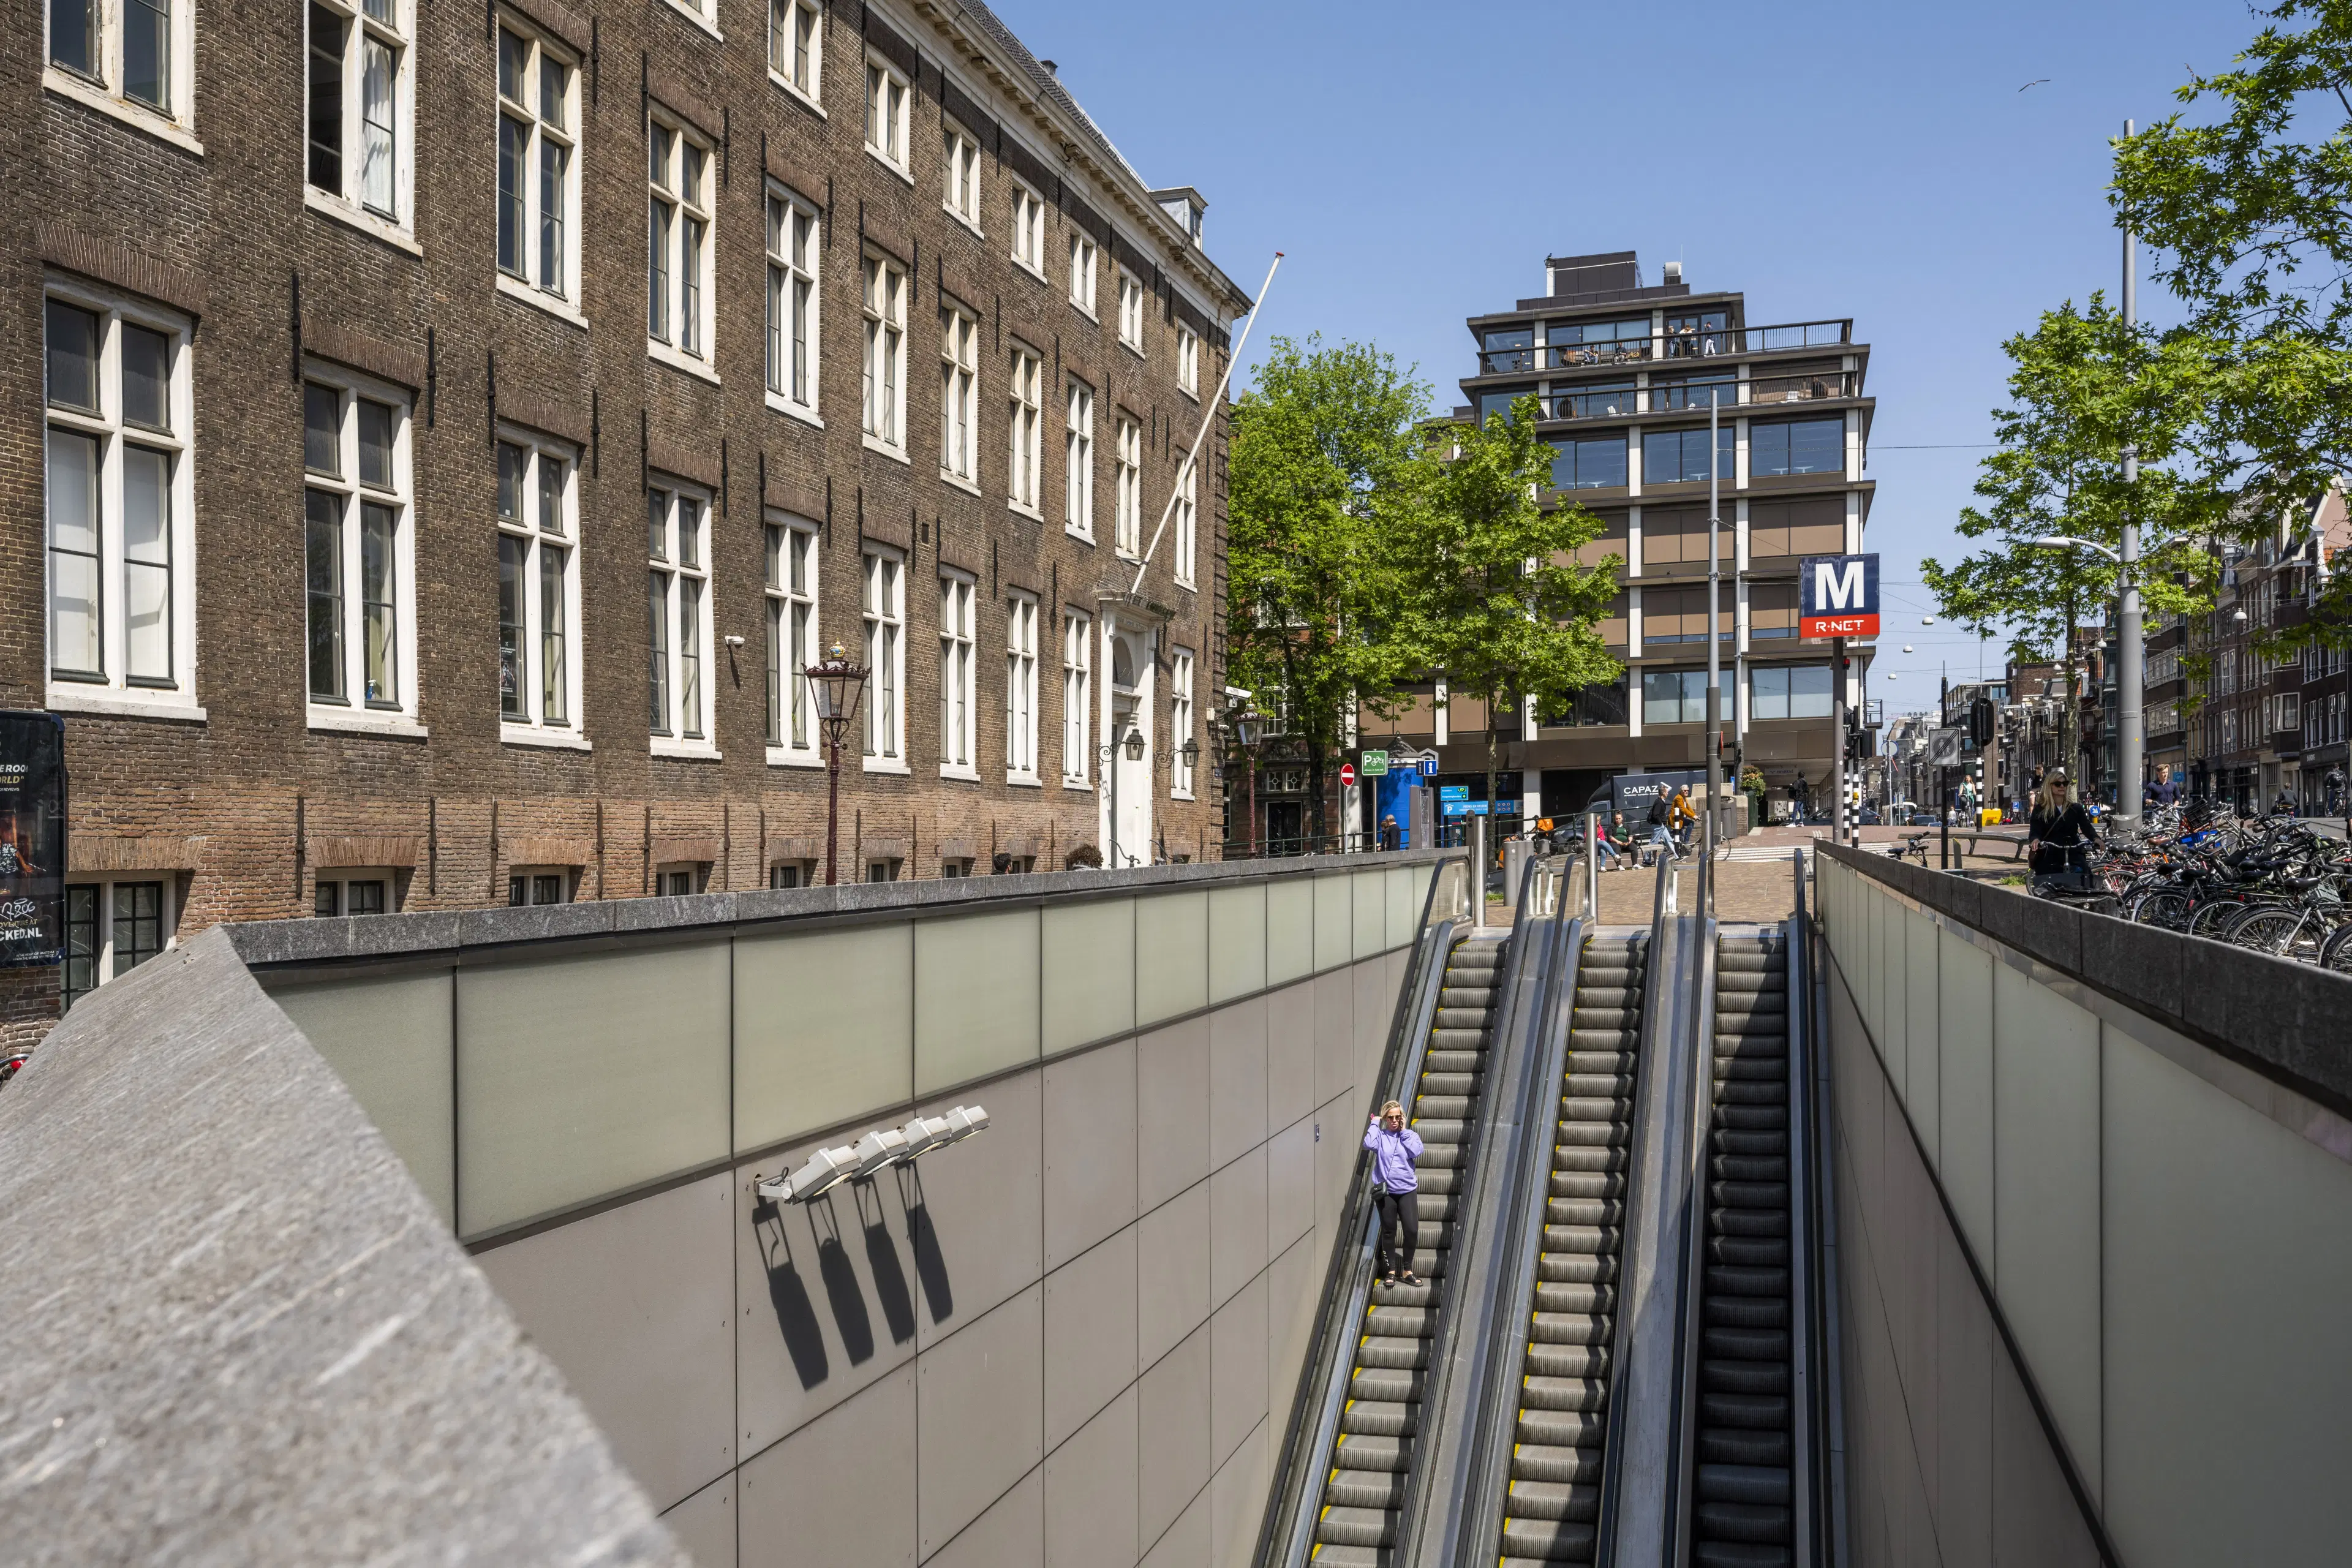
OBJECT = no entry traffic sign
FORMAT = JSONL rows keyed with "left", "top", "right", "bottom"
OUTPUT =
{"left": 1339, "top": 763, "right": 1357, "bottom": 788}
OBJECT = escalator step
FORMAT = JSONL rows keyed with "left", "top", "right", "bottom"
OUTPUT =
{"left": 1348, "top": 1366, "right": 1425, "bottom": 1403}
{"left": 1710, "top": 1155, "right": 1787, "bottom": 1182}
{"left": 1499, "top": 1515, "right": 1598, "bottom": 1561}
{"left": 1509, "top": 1442, "right": 1603, "bottom": 1483}
{"left": 1697, "top": 1430, "right": 1792, "bottom": 1468}
{"left": 1517, "top": 1408, "right": 1606, "bottom": 1447}
{"left": 1706, "top": 1327, "right": 1790, "bottom": 1360}
{"left": 1694, "top": 1500, "right": 1795, "bottom": 1545}
{"left": 1313, "top": 1504, "right": 1396, "bottom": 1547}
{"left": 1524, "top": 1342, "right": 1608, "bottom": 1379}
{"left": 1354, "top": 1336, "right": 1429, "bottom": 1370}
{"left": 1322, "top": 1469, "right": 1406, "bottom": 1511}
{"left": 1545, "top": 1196, "right": 1624, "bottom": 1226}
{"left": 1331, "top": 1433, "right": 1407, "bottom": 1471}
{"left": 1536, "top": 1252, "right": 1618, "bottom": 1286}
{"left": 1504, "top": 1478, "right": 1603, "bottom": 1521}
{"left": 1697, "top": 1462, "right": 1792, "bottom": 1504}
{"left": 1702, "top": 1264, "right": 1790, "bottom": 1297}
{"left": 1364, "top": 1304, "right": 1431, "bottom": 1338}
{"left": 1529, "top": 1311, "right": 1610, "bottom": 1346}
{"left": 1338, "top": 1401, "right": 1419, "bottom": 1438}
{"left": 1700, "top": 1359, "right": 1790, "bottom": 1396}
{"left": 1553, "top": 1147, "right": 1629, "bottom": 1175}
{"left": 1712, "top": 1129, "right": 1788, "bottom": 1156}
{"left": 1705, "top": 1235, "right": 1790, "bottom": 1267}
{"left": 1704, "top": 1296, "right": 1790, "bottom": 1329}
{"left": 1534, "top": 1282, "right": 1616, "bottom": 1314}
{"left": 1520, "top": 1374, "right": 1607, "bottom": 1412}
{"left": 1691, "top": 1544, "right": 1793, "bottom": 1568}
{"left": 1700, "top": 1392, "right": 1793, "bottom": 1430}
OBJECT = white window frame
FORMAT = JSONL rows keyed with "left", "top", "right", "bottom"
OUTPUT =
{"left": 864, "top": 54, "right": 909, "bottom": 176}
{"left": 1117, "top": 268, "right": 1146, "bottom": 354}
{"left": 766, "top": 185, "right": 821, "bottom": 422}
{"left": 1068, "top": 232, "right": 1098, "bottom": 317}
{"left": 1114, "top": 413, "right": 1142, "bottom": 557}
{"left": 506, "top": 866, "right": 574, "bottom": 905}
{"left": 940, "top": 304, "right": 980, "bottom": 488}
{"left": 1177, "top": 323, "right": 1200, "bottom": 398}
{"left": 495, "top": 430, "right": 585, "bottom": 747}
{"left": 767, "top": 0, "right": 823, "bottom": 109}
{"left": 302, "top": 364, "right": 418, "bottom": 734}
{"left": 1009, "top": 181, "right": 1047, "bottom": 278}
{"left": 1172, "top": 454, "right": 1197, "bottom": 589}
{"left": 1171, "top": 647, "right": 1196, "bottom": 798}
{"left": 646, "top": 483, "right": 716, "bottom": 754}
{"left": 1008, "top": 343, "right": 1043, "bottom": 516}
{"left": 314, "top": 869, "right": 399, "bottom": 917}
{"left": 766, "top": 516, "right": 821, "bottom": 766}
{"left": 1065, "top": 376, "right": 1095, "bottom": 540}
{"left": 42, "top": 284, "right": 200, "bottom": 720}
{"left": 862, "top": 548, "right": 907, "bottom": 770}
{"left": 938, "top": 573, "right": 977, "bottom": 778}
{"left": 495, "top": 20, "right": 581, "bottom": 313}
{"left": 647, "top": 115, "right": 717, "bottom": 375}
{"left": 43, "top": 0, "right": 198, "bottom": 147}
{"left": 1006, "top": 591, "right": 1039, "bottom": 783}
{"left": 304, "top": 0, "right": 415, "bottom": 242}
{"left": 61, "top": 876, "right": 178, "bottom": 1012}
{"left": 1063, "top": 608, "right": 1093, "bottom": 787}
{"left": 862, "top": 252, "right": 908, "bottom": 456}
{"left": 942, "top": 118, "right": 982, "bottom": 233}
{"left": 658, "top": 0, "right": 720, "bottom": 36}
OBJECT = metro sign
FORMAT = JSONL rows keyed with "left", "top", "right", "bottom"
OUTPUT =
{"left": 1798, "top": 552, "right": 1880, "bottom": 638}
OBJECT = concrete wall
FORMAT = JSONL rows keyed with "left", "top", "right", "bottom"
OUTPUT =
{"left": 1817, "top": 850, "right": 2352, "bottom": 1567}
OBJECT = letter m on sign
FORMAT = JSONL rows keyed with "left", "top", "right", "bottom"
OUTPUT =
{"left": 1798, "top": 552, "right": 1880, "bottom": 638}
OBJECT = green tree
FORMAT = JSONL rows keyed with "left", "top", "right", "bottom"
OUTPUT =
{"left": 1226, "top": 335, "right": 1433, "bottom": 845}
{"left": 1388, "top": 398, "right": 1623, "bottom": 824}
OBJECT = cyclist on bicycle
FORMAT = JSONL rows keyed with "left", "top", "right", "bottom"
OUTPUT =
{"left": 2028, "top": 769, "right": 2100, "bottom": 884}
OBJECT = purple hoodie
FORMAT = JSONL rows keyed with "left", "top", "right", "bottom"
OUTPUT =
{"left": 1365, "top": 1117, "right": 1425, "bottom": 1193}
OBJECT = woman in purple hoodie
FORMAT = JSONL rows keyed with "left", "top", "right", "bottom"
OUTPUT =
{"left": 1365, "top": 1100, "right": 1425, "bottom": 1287}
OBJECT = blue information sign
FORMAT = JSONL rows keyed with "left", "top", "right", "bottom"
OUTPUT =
{"left": 1419, "top": 756, "right": 1439, "bottom": 777}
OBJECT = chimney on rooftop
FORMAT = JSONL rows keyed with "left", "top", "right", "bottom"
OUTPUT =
{"left": 1663, "top": 261, "right": 1683, "bottom": 285}
{"left": 1039, "top": 59, "right": 1058, "bottom": 75}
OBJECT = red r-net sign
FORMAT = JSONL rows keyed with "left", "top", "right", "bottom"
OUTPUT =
{"left": 1798, "top": 554, "right": 1880, "bottom": 639}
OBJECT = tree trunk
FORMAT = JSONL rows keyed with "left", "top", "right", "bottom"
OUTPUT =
{"left": 1483, "top": 687, "right": 1503, "bottom": 866}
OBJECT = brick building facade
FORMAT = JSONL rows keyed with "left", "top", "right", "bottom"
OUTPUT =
{"left": 12, "top": 0, "right": 1250, "bottom": 1038}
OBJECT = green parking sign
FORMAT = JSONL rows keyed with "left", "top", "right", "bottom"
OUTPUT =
{"left": 1359, "top": 750, "right": 1389, "bottom": 777}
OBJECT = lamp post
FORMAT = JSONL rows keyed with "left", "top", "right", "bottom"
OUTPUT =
{"left": 804, "top": 645, "right": 869, "bottom": 886}
{"left": 2030, "top": 532, "right": 2166, "bottom": 820}
{"left": 1225, "top": 707, "right": 1261, "bottom": 858}
{"left": 1099, "top": 725, "right": 1147, "bottom": 867}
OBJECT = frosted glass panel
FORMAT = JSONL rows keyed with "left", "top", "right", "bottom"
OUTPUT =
{"left": 1902, "top": 906, "right": 1940, "bottom": 1161}
{"left": 1043, "top": 897, "right": 1134, "bottom": 1052}
{"left": 1312, "top": 875, "right": 1350, "bottom": 972}
{"left": 917, "top": 909, "right": 1041, "bottom": 1093}
{"left": 1208, "top": 882, "right": 1267, "bottom": 1004}
{"left": 274, "top": 970, "right": 456, "bottom": 1227}
{"left": 458, "top": 943, "right": 731, "bottom": 1237}
{"left": 1351, "top": 871, "right": 1384, "bottom": 959}
{"left": 1937, "top": 926, "right": 1994, "bottom": 1257}
{"left": 1266, "top": 878, "right": 1313, "bottom": 985}
{"left": 1136, "top": 889, "right": 1209, "bottom": 1025}
{"left": 735, "top": 922, "right": 914, "bottom": 1152}
{"left": 1385, "top": 866, "right": 1412, "bottom": 948}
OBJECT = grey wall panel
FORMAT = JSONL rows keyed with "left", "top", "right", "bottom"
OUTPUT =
{"left": 1136, "top": 1180, "right": 1211, "bottom": 1371}
{"left": 1264, "top": 979, "right": 1314, "bottom": 1132}
{"left": 1266, "top": 1112, "right": 1314, "bottom": 1256}
{"left": 739, "top": 1365, "right": 916, "bottom": 1568}
{"left": 1042, "top": 897, "right": 1136, "bottom": 1052}
{"left": 1265, "top": 1232, "right": 1319, "bottom": 1446}
{"left": 1937, "top": 927, "right": 1995, "bottom": 1259}
{"left": 922, "top": 1457, "right": 1043, "bottom": 1568}
{"left": 1312, "top": 967, "right": 1355, "bottom": 1112}
{"left": 1207, "top": 883, "right": 1267, "bottom": 1005}
{"left": 1137, "top": 1322, "right": 1213, "bottom": 1554}
{"left": 916, "top": 1285, "right": 1045, "bottom": 1559}
{"left": 457, "top": 942, "right": 731, "bottom": 1236}
{"left": 272, "top": 970, "right": 456, "bottom": 1227}
{"left": 1351, "top": 870, "right": 1385, "bottom": 959}
{"left": 1141, "top": 1480, "right": 1212, "bottom": 1568}
{"left": 1208, "top": 1270, "right": 1269, "bottom": 1470}
{"left": 1314, "top": 1090, "right": 1357, "bottom": 1244}
{"left": 1208, "top": 1144, "right": 1268, "bottom": 1308}
{"left": 915, "top": 909, "right": 1042, "bottom": 1095}
{"left": 735, "top": 922, "right": 914, "bottom": 1154}
{"left": 660, "top": 1477, "right": 736, "bottom": 1568}
{"left": 1989, "top": 1347, "right": 2103, "bottom": 1567}
{"left": 908, "top": 1073, "right": 1046, "bottom": 1349}
{"left": 1207, "top": 993, "right": 1269, "bottom": 1169}
{"left": 1136, "top": 890, "right": 1211, "bottom": 1027}
{"left": 475, "top": 1172, "right": 737, "bottom": 1512}
{"left": 1351, "top": 958, "right": 1393, "bottom": 1093}
{"left": 1042, "top": 1226, "right": 1139, "bottom": 1453}
{"left": 1042, "top": 1035, "right": 1139, "bottom": 1272}
{"left": 1211, "top": 1421, "right": 1272, "bottom": 1568}
{"left": 1137, "top": 1016, "right": 1211, "bottom": 1213}
{"left": 1045, "top": 1385, "right": 1140, "bottom": 1568}
{"left": 1385, "top": 864, "right": 1413, "bottom": 951}
{"left": 1265, "top": 878, "right": 1314, "bottom": 986}
{"left": 1904, "top": 905, "right": 1941, "bottom": 1164}
{"left": 1933, "top": 1190, "right": 1995, "bottom": 1568}
{"left": 1313, "top": 875, "right": 1352, "bottom": 973}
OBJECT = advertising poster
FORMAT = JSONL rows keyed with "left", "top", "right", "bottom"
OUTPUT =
{"left": 0, "top": 713, "right": 67, "bottom": 968}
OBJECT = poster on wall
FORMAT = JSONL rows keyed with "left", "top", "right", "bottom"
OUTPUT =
{"left": 0, "top": 712, "right": 66, "bottom": 968}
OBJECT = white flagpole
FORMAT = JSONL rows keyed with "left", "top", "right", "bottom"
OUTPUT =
{"left": 1129, "top": 251, "right": 1284, "bottom": 598}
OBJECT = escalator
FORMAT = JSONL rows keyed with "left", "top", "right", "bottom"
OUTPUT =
{"left": 1691, "top": 929, "right": 1797, "bottom": 1567}
{"left": 1311, "top": 931, "right": 1510, "bottom": 1564}
{"left": 1493, "top": 931, "right": 1648, "bottom": 1567}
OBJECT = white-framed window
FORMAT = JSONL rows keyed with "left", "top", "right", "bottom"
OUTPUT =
{"left": 769, "top": 859, "right": 814, "bottom": 889}
{"left": 43, "top": 290, "right": 197, "bottom": 710}
{"left": 862, "top": 548, "right": 905, "bottom": 766}
{"left": 943, "top": 119, "right": 981, "bottom": 230}
{"left": 1117, "top": 268, "right": 1146, "bottom": 353}
{"left": 1010, "top": 181, "right": 1047, "bottom": 276}
{"left": 1063, "top": 609, "right": 1091, "bottom": 785}
{"left": 1068, "top": 232, "right": 1098, "bottom": 315}
{"left": 862, "top": 253, "right": 907, "bottom": 452}
{"left": 940, "top": 306, "right": 979, "bottom": 484}
{"left": 62, "top": 878, "right": 175, "bottom": 1012}
{"left": 314, "top": 870, "right": 396, "bottom": 916}
{"left": 303, "top": 370, "right": 415, "bottom": 726}
{"left": 306, "top": 0, "right": 413, "bottom": 230}
{"left": 646, "top": 485, "right": 714, "bottom": 747}
{"left": 655, "top": 864, "right": 708, "bottom": 897}
{"left": 1172, "top": 455, "right": 1196, "bottom": 588}
{"left": 1177, "top": 323, "right": 1200, "bottom": 397}
{"left": 1008, "top": 344, "right": 1042, "bottom": 514}
{"left": 495, "top": 434, "right": 581, "bottom": 737}
{"left": 768, "top": 0, "right": 821, "bottom": 104}
{"left": 1065, "top": 377, "right": 1095, "bottom": 538}
{"left": 496, "top": 23, "right": 577, "bottom": 304}
{"left": 1171, "top": 647, "right": 1195, "bottom": 797}
{"left": 766, "top": 518, "right": 818, "bottom": 758}
{"left": 939, "top": 573, "right": 976, "bottom": 775}
{"left": 46, "top": 0, "right": 194, "bottom": 132}
{"left": 507, "top": 867, "right": 572, "bottom": 905}
{"left": 864, "top": 55, "right": 908, "bottom": 173}
{"left": 1114, "top": 413, "right": 1142, "bottom": 556}
{"left": 766, "top": 187, "right": 820, "bottom": 415}
{"left": 1006, "top": 592, "right": 1038, "bottom": 780}
{"left": 647, "top": 117, "right": 714, "bottom": 365}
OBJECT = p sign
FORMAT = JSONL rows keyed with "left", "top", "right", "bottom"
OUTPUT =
{"left": 1798, "top": 552, "right": 1880, "bottom": 638}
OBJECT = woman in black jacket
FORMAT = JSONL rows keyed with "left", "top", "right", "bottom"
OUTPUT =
{"left": 2027, "top": 769, "right": 2100, "bottom": 880}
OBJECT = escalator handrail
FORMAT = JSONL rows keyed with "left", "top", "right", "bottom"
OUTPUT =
{"left": 1664, "top": 886, "right": 1722, "bottom": 1564}
{"left": 1790, "top": 848, "right": 1841, "bottom": 1567}
{"left": 1253, "top": 852, "right": 1468, "bottom": 1567}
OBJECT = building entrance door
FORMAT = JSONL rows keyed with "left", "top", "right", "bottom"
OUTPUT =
{"left": 1265, "top": 801, "right": 1303, "bottom": 856}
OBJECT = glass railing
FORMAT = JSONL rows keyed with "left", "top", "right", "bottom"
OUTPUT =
{"left": 1749, "top": 370, "right": 1855, "bottom": 404}
{"left": 1479, "top": 348, "right": 1538, "bottom": 375}
{"left": 1548, "top": 337, "right": 1653, "bottom": 369}
{"left": 1650, "top": 379, "right": 1738, "bottom": 413}
{"left": 1548, "top": 383, "right": 1640, "bottom": 420}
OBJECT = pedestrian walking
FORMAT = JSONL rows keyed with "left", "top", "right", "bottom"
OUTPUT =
{"left": 1646, "top": 793, "right": 1673, "bottom": 860}
{"left": 1668, "top": 786, "right": 1695, "bottom": 854}
{"left": 1365, "top": 1099, "right": 1424, "bottom": 1288}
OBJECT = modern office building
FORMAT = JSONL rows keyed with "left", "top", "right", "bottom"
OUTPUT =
{"left": 10, "top": 0, "right": 1251, "bottom": 1040}
{"left": 1361, "top": 251, "right": 1876, "bottom": 827}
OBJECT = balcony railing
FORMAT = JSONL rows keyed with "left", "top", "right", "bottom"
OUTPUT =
{"left": 1665, "top": 319, "right": 1854, "bottom": 359}
{"left": 1546, "top": 337, "right": 1654, "bottom": 370}
{"left": 1480, "top": 319, "right": 1857, "bottom": 379}
{"left": 1749, "top": 369, "right": 1855, "bottom": 404}
{"left": 1546, "top": 383, "right": 1640, "bottom": 421}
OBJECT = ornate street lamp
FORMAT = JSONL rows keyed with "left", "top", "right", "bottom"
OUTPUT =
{"left": 804, "top": 644, "right": 869, "bottom": 886}
{"left": 1099, "top": 727, "right": 1147, "bottom": 868}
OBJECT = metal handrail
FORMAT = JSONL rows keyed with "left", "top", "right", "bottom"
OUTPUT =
{"left": 1793, "top": 846, "right": 1848, "bottom": 1567}
{"left": 1665, "top": 837, "right": 1724, "bottom": 1566}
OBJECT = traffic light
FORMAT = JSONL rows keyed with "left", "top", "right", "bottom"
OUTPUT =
{"left": 1969, "top": 696, "right": 1995, "bottom": 748}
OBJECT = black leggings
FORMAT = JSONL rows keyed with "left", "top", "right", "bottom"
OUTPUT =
{"left": 1375, "top": 1189, "right": 1420, "bottom": 1276}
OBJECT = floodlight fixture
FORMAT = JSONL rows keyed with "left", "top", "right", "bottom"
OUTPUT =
{"left": 944, "top": 1104, "right": 990, "bottom": 1142}
{"left": 851, "top": 1126, "right": 909, "bottom": 1176}
{"left": 895, "top": 1114, "right": 952, "bottom": 1161}
{"left": 761, "top": 1144, "right": 858, "bottom": 1204}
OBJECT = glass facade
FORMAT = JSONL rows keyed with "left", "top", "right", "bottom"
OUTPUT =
{"left": 1550, "top": 434, "right": 1627, "bottom": 490}
{"left": 1751, "top": 417, "right": 1844, "bottom": 477}
{"left": 1642, "top": 423, "right": 1735, "bottom": 485}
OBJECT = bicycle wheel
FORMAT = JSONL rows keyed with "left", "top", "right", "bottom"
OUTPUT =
{"left": 2130, "top": 890, "right": 2193, "bottom": 930}
{"left": 2225, "top": 907, "right": 2324, "bottom": 962}
{"left": 2320, "top": 923, "right": 2352, "bottom": 974}
{"left": 2188, "top": 900, "right": 2248, "bottom": 940}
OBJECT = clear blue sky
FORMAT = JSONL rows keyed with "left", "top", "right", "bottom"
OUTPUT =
{"left": 992, "top": 0, "right": 2255, "bottom": 717}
